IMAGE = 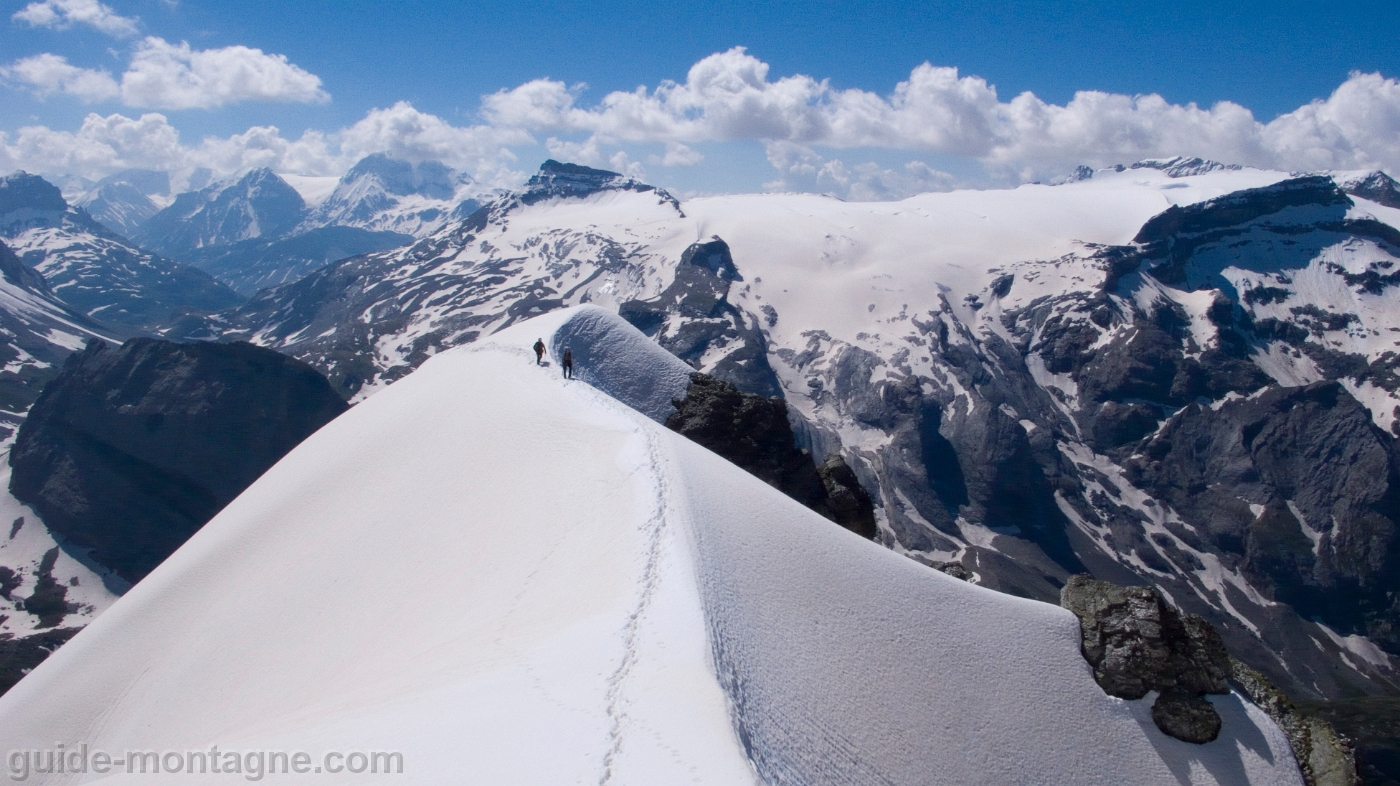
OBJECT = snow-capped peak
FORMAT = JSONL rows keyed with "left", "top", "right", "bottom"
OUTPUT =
{"left": 298, "top": 153, "right": 483, "bottom": 238}
{"left": 1328, "top": 169, "right": 1400, "bottom": 208}
{"left": 133, "top": 168, "right": 308, "bottom": 255}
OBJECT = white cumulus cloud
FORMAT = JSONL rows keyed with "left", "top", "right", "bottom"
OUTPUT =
{"left": 120, "top": 37, "right": 329, "bottom": 109}
{"left": 0, "top": 103, "right": 530, "bottom": 189}
{"left": 481, "top": 48, "right": 1400, "bottom": 180}
{"left": 0, "top": 111, "right": 184, "bottom": 177}
{"left": 650, "top": 142, "right": 703, "bottom": 167}
{"left": 5, "top": 49, "right": 1399, "bottom": 201}
{"left": 1, "top": 53, "right": 120, "bottom": 102}
{"left": 12, "top": 0, "right": 138, "bottom": 37}
{"left": 339, "top": 101, "right": 530, "bottom": 174}
{"left": 1262, "top": 71, "right": 1400, "bottom": 174}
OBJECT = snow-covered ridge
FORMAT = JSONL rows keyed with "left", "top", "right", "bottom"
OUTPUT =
{"left": 205, "top": 161, "right": 1400, "bottom": 703}
{"left": 0, "top": 308, "right": 1304, "bottom": 784}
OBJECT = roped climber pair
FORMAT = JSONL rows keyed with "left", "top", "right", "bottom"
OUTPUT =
{"left": 532, "top": 338, "right": 573, "bottom": 379}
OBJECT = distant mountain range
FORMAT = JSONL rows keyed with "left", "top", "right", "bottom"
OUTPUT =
{"left": 0, "top": 172, "right": 243, "bottom": 333}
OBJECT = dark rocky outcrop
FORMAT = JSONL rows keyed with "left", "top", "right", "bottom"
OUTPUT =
{"left": 1060, "top": 575, "right": 1230, "bottom": 743}
{"left": 667, "top": 373, "right": 876, "bottom": 538}
{"left": 816, "top": 453, "right": 877, "bottom": 539}
{"left": 924, "top": 559, "right": 972, "bottom": 581}
{"left": 9, "top": 338, "right": 348, "bottom": 583}
{"left": 1151, "top": 688, "right": 1223, "bottom": 744}
{"left": 0, "top": 627, "right": 80, "bottom": 697}
{"left": 19, "top": 547, "right": 78, "bottom": 629}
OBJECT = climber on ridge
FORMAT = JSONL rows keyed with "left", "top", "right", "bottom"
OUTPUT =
{"left": 533, "top": 338, "right": 545, "bottom": 365}
{"left": 562, "top": 347, "right": 574, "bottom": 379}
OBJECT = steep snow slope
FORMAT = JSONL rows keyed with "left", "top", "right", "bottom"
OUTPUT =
{"left": 278, "top": 174, "right": 339, "bottom": 208}
{"left": 0, "top": 308, "right": 1302, "bottom": 785}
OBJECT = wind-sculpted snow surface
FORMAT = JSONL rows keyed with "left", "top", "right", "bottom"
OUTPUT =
{"left": 542, "top": 305, "right": 695, "bottom": 423}
{"left": 0, "top": 309, "right": 1303, "bottom": 785}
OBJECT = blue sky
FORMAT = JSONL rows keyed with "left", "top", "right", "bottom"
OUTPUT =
{"left": 2, "top": 0, "right": 1398, "bottom": 197}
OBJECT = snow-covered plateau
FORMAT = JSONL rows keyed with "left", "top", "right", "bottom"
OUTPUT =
{"left": 0, "top": 307, "right": 1307, "bottom": 785}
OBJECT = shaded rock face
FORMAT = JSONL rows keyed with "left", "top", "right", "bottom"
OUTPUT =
{"left": 521, "top": 160, "right": 680, "bottom": 211}
{"left": 1151, "top": 689, "right": 1223, "bottom": 744}
{"left": 9, "top": 338, "right": 348, "bottom": 583}
{"left": 666, "top": 373, "right": 876, "bottom": 538}
{"left": 1060, "top": 575, "right": 1230, "bottom": 743}
{"left": 0, "top": 173, "right": 69, "bottom": 220}
{"left": 1127, "top": 381, "right": 1400, "bottom": 656}
{"left": 1339, "top": 171, "right": 1400, "bottom": 210}
{"left": 0, "top": 235, "right": 52, "bottom": 296}
{"left": 816, "top": 453, "right": 878, "bottom": 540}
{"left": 621, "top": 238, "right": 783, "bottom": 397}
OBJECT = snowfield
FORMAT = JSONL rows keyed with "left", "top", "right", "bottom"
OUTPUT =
{"left": 0, "top": 307, "right": 1304, "bottom": 785}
